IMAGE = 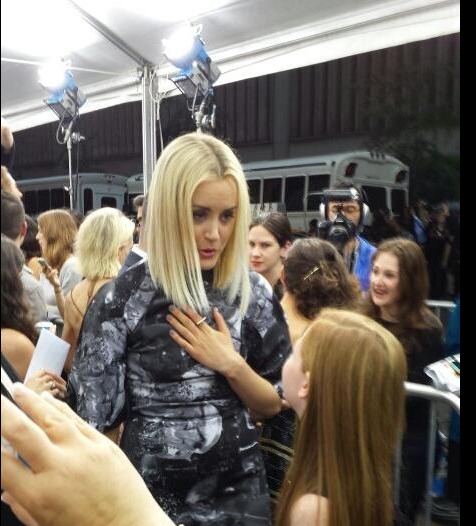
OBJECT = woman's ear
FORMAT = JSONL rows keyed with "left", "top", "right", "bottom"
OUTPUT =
{"left": 280, "top": 240, "right": 293, "bottom": 260}
{"left": 298, "top": 371, "right": 310, "bottom": 401}
{"left": 280, "top": 268, "right": 287, "bottom": 288}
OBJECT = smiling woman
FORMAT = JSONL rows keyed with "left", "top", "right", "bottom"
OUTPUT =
{"left": 67, "top": 132, "right": 291, "bottom": 526}
{"left": 362, "top": 237, "right": 445, "bottom": 524}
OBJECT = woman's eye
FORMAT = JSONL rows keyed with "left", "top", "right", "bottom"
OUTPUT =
{"left": 193, "top": 211, "right": 206, "bottom": 221}
{"left": 221, "top": 211, "right": 235, "bottom": 222}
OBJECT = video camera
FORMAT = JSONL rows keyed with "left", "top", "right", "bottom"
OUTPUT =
{"left": 318, "top": 188, "right": 361, "bottom": 250}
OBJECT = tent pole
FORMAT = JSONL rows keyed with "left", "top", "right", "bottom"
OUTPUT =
{"left": 141, "top": 65, "right": 157, "bottom": 193}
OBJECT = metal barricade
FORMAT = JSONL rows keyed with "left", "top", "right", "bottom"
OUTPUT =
{"left": 395, "top": 382, "right": 460, "bottom": 526}
{"left": 426, "top": 300, "right": 456, "bottom": 330}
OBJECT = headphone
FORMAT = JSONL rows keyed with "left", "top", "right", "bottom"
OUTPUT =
{"left": 319, "top": 186, "right": 371, "bottom": 230}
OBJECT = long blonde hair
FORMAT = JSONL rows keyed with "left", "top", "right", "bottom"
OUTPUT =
{"left": 145, "top": 133, "right": 251, "bottom": 316}
{"left": 276, "top": 309, "right": 407, "bottom": 526}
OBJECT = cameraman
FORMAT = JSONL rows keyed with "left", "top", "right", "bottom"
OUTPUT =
{"left": 319, "top": 184, "right": 376, "bottom": 292}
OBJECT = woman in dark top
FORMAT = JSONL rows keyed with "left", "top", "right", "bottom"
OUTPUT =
{"left": 362, "top": 237, "right": 444, "bottom": 524}
{"left": 67, "top": 133, "right": 291, "bottom": 526}
{"left": 249, "top": 212, "right": 293, "bottom": 300}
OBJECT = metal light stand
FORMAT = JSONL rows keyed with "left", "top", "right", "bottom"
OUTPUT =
{"left": 62, "top": 119, "right": 83, "bottom": 210}
{"left": 194, "top": 91, "right": 216, "bottom": 133}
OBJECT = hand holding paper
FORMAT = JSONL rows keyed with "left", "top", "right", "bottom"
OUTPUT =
{"left": 24, "top": 329, "right": 70, "bottom": 383}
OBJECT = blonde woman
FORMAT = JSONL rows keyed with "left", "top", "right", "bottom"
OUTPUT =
{"left": 62, "top": 208, "right": 134, "bottom": 373}
{"left": 67, "top": 133, "right": 291, "bottom": 525}
{"left": 276, "top": 309, "right": 407, "bottom": 526}
{"left": 36, "top": 209, "right": 82, "bottom": 319}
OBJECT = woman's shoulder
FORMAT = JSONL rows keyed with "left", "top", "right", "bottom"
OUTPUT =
{"left": 249, "top": 271, "right": 273, "bottom": 298}
{"left": 86, "top": 261, "right": 155, "bottom": 318}
{"left": 421, "top": 309, "right": 444, "bottom": 335}
{"left": 1, "top": 328, "right": 34, "bottom": 347}
{"left": 1, "top": 329, "right": 35, "bottom": 368}
{"left": 290, "top": 494, "right": 328, "bottom": 526}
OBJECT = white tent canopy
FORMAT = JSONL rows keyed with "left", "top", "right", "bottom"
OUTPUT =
{"left": 2, "top": 0, "right": 460, "bottom": 132}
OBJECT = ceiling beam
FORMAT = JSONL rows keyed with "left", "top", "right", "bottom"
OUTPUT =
{"left": 67, "top": 0, "right": 152, "bottom": 67}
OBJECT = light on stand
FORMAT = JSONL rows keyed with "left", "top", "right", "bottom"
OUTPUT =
{"left": 39, "top": 60, "right": 86, "bottom": 210}
{"left": 163, "top": 25, "right": 220, "bottom": 132}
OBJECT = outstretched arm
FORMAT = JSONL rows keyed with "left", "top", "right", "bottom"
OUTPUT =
{"left": 1, "top": 385, "right": 176, "bottom": 526}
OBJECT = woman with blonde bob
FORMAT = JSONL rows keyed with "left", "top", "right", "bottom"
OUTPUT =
{"left": 36, "top": 209, "right": 82, "bottom": 318}
{"left": 62, "top": 207, "right": 134, "bottom": 372}
{"left": 68, "top": 133, "right": 291, "bottom": 525}
{"left": 277, "top": 309, "right": 407, "bottom": 526}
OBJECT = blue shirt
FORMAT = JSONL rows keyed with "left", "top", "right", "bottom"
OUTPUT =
{"left": 354, "top": 236, "right": 377, "bottom": 292}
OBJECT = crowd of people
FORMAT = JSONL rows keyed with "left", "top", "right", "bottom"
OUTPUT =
{"left": 1, "top": 117, "right": 459, "bottom": 526}
{"left": 354, "top": 199, "right": 460, "bottom": 300}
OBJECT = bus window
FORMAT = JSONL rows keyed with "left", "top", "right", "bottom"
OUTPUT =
{"left": 263, "top": 178, "right": 282, "bottom": 203}
{"left": 84, "top": 189, "right": 93, "bottom": 213}
{"left": 23, "top": 191, "right": 38, "bottom": 215}
{"left": 37, "top": 190, "right": 50, "bottom": 213}
{"left": 285, "top": 176, "right": 305, "bottom": 212}
{"left": 51, "top": 188, "right": 68, "bottom": 209}
{"left": 307, "top": 174, "right": 330, "bottom": 210}
{"left": 247, "top": 180, "right": 260, "bottom": 204}
{"left": 101, "top": 196, "right": 117, "bottom": 208}
{"left": 391, "top": 189, "right": 406, "bottom": 215}
{"left": 362, "top": 186, "right": 387, "bottom": 213}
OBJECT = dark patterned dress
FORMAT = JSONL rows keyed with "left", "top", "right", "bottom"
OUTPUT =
{"left": 67, "top": 262, "right": 291, "bottom": 525}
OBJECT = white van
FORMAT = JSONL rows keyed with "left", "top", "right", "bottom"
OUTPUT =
{"left": 18, "top": 173, "right": 129, "bottom": 216}
{"left": 243, "top": 151, "right": 409, "bottom": 231}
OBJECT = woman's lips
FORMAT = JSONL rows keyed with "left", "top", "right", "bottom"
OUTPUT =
{"left": 199, "top": 249, "right": 217, "bottom": 259}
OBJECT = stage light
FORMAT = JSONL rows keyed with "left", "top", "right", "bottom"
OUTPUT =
{"left": 163, "top": 24, "right": 220, "bottom": 99}
{"left": 39, "top": 60, "right": 86, "bottom": 124}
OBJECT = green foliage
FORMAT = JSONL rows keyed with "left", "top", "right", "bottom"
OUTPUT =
{"left": 362, "top": 64, "right": 460, "bottom": 204}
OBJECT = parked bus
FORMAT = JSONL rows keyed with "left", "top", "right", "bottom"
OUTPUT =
{"left": 243, "top": 151, "right": 409, "bottom": 231}
{"left": 17, "top": 173, "right": 130, "bottom": 217}
{"left": 17, "top": 151, "right": 409, "bottom": 229}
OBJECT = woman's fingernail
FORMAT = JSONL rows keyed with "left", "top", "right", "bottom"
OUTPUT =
{"left": 169, "top": 305, "right": 176, "bottom": 313}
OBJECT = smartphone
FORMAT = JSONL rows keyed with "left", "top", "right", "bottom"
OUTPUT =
{"left": 37, "top": 257, "right": 52, "bottom": 272}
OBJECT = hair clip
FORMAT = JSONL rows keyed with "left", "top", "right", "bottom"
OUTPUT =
{"left": 303, "top": 265, "right": 320, "bottom": 281}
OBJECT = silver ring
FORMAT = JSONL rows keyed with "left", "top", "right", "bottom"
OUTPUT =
{"left": 50, "top": 381, "right": 56, "bottom": 390}
{"left": 195, "top": 316, "right": 207, "bottom": 327}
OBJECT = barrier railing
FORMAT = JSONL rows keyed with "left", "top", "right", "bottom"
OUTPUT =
{"left": 426, "top": 300, "right": 456, "bottom": 321}
{"left": 395, "top": 382, "right": 460, "bottom": 526}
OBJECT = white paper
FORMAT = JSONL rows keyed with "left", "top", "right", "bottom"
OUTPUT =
{"left": 24, "top": 329, "right": 70, "bottom": 382}
{"left": 424, "top": 353, "right": 460, "bottom": 396}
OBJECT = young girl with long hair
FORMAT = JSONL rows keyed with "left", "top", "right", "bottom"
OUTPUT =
{"left": 260, "top": 238, "right": 361, "bottom": 507}
{"left": 363, "top": 237, "right": 445, "bottom": 523}
{"left": 276, "top": 309, "right": 407, "bottom": 526}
